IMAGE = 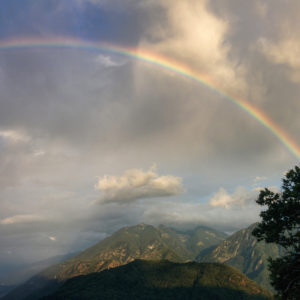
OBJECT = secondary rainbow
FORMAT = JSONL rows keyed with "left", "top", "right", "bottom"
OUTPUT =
{"left": 1, "top": 36, "right": 299, "bottom": 160}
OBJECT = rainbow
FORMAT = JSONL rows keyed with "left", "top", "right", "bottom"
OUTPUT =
{"left": 0, "top": 36, "right": 299, "bottom": 160}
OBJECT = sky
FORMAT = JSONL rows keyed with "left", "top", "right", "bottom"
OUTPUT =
{"left": 0, "top": 0, "right": 299, "bottom": 271}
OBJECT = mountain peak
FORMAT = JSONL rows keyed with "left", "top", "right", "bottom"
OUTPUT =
{"left": 4, "top": 223, "right": 227, "bottom": 300}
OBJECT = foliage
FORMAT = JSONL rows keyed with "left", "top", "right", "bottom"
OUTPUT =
{"left": 198, "top": 223, "right": 283, "bottom": 292}
{"left": 252, "top": 165, "right": 300, "bottom": 299}
{"left": 43, "top": 260, "right": 272, "bottom": 300}
{"left": 3, "top": 224, "right": 226, "bottom": 300}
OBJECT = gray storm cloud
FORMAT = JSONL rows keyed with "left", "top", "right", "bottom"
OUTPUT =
{"left": 95, "top": 166, "right": 184, "bottom": 204}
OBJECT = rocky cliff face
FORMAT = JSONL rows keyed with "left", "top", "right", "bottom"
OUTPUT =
{"left": 44, "top": 224, "right": 184, "bottom": 281}
{"left": 197, "top": 223, "right": 283, "bottom": 291}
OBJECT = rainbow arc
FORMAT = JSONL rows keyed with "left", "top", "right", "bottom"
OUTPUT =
{"left": 1, "top": 37, "right": 299, "bottom": 160}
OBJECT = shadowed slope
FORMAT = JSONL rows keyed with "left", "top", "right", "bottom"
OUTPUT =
{"left": 44, "top": 260, "right": 272, "bottom": 300}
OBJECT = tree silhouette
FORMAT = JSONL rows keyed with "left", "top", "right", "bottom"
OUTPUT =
{"left": 252, "top": 165, "right": 300, "bottom": 299}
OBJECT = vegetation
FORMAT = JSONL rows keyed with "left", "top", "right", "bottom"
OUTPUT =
{"left": 252, "top": 165, "right": 300, "bottom": 299}
{"left": 44, "top": 260, "right": 272, "bottom": 300}
{"left": 4, "top": 223, "right": 226, "bottom": 300}
{"left": 158, "top": 224, "right": 227, "bottom": 259}
{"left": 198, "top": 223, "right": 283, "bottom": 291}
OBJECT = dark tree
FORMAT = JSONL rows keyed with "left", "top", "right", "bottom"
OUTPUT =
{"left": 252, "top": 165, "right": 300, "bottom": 299}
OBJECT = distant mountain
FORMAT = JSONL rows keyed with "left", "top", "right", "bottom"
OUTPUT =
{"left": 44, "top": 260, "right": 272, "bottom": 300}
{"left": 4, "top": 223, "right": 226, "bottom": 300}
{"left": 197, "top": 223, "right": 283, "bottom": 291}
{"left": 158, "top": 224, "right": 227, "bottom": 259}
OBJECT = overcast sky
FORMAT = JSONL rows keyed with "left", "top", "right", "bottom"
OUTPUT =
{"left": 0, "top": 0, "right": 299, "bottom": 268}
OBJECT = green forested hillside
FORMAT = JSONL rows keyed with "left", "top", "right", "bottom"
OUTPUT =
{"left": 44, "top": 260, "right": 272, "bottom": 300}
{"left": 5, "top": 223, "right": 280, "bottom": 299}
{"left": 158, "top": 224, "right": 227, "bottom": 259}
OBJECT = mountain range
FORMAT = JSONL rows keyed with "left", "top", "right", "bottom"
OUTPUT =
{"left": 197, "top": 223, "right": 283, "bottom": 291}
{"left": 2, "top": 223, "right": 281, "bottom": 299}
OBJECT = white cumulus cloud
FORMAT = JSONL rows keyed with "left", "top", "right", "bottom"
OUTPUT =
{"left": 95, "top": 165, "right": 184, "bottom": 204}
{"left": 139, "top": 0, "right": 247, "bottom": 94}
{"left": 258, "top": 26, "right": 300, "bottom": 82}
{"left": 259, "top": 37, "right": 300, "bottom": 68}
{"left": 209, "top": 187, "right": 254, "bottom": 209}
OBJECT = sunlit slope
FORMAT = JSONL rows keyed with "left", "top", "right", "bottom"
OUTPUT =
{"left": 197, "top": 223, "right": 283, "bottom": 291}
{"left": 158, "top": 224, "right": 227, "bottom": 259}
{"left": 48, "top": 223, "right": 184, "bottom": 280}
{"left": 44, "top": 223, "right": 227, "bottom": 280}
{"left": 44, "top": 260, "right": 272, "bottom": 300}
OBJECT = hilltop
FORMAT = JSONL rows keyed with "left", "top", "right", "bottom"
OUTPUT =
{"left": 44, "top": 260, "right": 272, "bottom": 300}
